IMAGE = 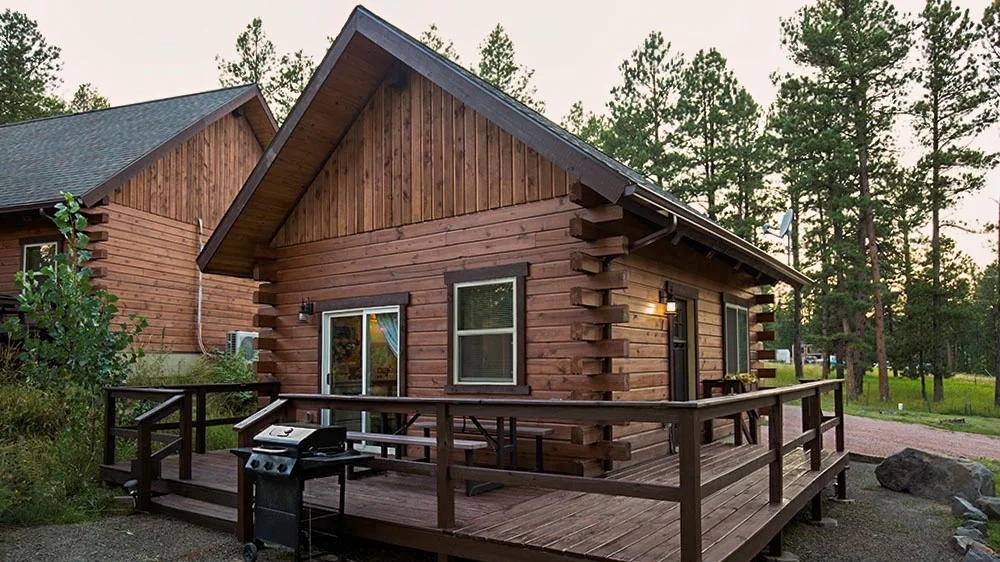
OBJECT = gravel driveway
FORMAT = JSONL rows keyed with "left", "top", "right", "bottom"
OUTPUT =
{"left": 779, "top": 405, "right": 1000, "bottom": 460}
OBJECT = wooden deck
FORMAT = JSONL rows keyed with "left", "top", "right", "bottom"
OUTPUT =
{"left": 102, "top": 442, "right": 848, "bottom": 562}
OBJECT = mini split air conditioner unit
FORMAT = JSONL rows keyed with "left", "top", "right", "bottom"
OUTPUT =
{"left": 226, "top": 330, "right": 259, "bottom": 362}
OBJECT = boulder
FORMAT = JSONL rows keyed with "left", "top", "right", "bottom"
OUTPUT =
{"left": 954, "top": 535, "right": 988, "bottom": 554}
{"left": 963, "top": 549, "right": 1000, "bottom": 562}
{"left": 954, "top": 526, "right": 986, "bottom": 541}
{"left": 969, "top": 542, "right": 998, "bottom": 557}
{"left": 954, "top": 496, "right": 990, "bottom": 522}
{"left": 977, "top": 496, "right": 1000, "bottom": 520}
{"left": 875, "top": 448, "right": 996, "bottom": 501}
{"left": 962, "top": 519, "right": 989, "bottom": 534}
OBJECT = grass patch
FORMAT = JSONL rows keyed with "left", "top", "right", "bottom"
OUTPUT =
{"left": 767, "top": 362, "right": 1000, "bottom": 437}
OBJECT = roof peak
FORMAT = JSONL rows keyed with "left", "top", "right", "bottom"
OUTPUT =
{"left": 0, "top": 84, "right": 257, "bottom": 130}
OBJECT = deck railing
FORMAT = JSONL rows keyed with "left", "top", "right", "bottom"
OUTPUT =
{"left": 103, "top": 380, "right": 281, "bottom": 509}
{"left": 233, "top": 379, "right": 845, "bottom": 562}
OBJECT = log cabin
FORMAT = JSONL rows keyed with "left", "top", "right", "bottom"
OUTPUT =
{"left": 197, "top": 8, "right": 810, "bottom": 477}
{"left": 0, "top": 85, "right": 276, "bottom": 357}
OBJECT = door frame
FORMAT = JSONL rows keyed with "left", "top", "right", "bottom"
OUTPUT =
{"left": 666, "top": 281, "right": 699, "bottom": 400}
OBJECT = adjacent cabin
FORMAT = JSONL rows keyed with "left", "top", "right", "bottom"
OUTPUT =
{"left": 0, "top": 86, "right": 276, "bottom": 355}
{"left": 198, "top": 13, "right": 808, "bottom": 476}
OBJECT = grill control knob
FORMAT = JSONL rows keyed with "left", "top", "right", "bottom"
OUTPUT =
{"left": 264, "top": 461, "right": 273, "bottom": 471}
{"left": 278, "top": 464, "right": 287, "bottom": 473}
{"left": 249, "top": 459, "right": 259, "bottom": 468}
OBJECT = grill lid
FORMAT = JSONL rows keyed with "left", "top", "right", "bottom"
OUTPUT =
{"left": 252, "top": 423, "right": 347, "bottom": 456}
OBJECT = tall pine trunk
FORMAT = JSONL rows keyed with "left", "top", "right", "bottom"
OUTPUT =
{"left": 931, "top": 99, "right": 945, "bottom": 403}
{"left": 791, "top": 204, "right": 804, "bottom": 381}
{"left": 995, "top": 200, "right": 1000, "bottom": 407}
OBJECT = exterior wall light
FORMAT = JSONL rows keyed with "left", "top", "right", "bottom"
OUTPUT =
{"left": 298, "top": 299, "right": 314, "bottom": 323}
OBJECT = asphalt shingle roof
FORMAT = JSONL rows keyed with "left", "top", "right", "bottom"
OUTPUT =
{"left": 0, "top": 84, "right": 256, "bottom": 211}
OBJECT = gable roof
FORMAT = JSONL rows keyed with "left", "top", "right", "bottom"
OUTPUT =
{"left": 198, "top": 6, "right": 810, "bottom": 288}
{"left": 0, "top": 84, "right": 276, "bottom": 214}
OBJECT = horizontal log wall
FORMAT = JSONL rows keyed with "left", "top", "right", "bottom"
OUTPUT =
{"left": 609, "top": 246, "right": 765, "bottom": 469}
{"left": 261, "top": 197, "right": 636, "bottom": 476}
{"left": 93, "top": 203, "right": 258, "bottom": 353}
{"left": 272, "top": 70, "right": 573, "bottom": 247}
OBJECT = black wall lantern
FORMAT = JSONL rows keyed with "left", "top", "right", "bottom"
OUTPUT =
{"left": 298, "top": 299, "right": 314, "bottom": 323}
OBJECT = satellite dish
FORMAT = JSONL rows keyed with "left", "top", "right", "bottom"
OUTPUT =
{"left": 777, "top": 209, "right": 794, "bottom": 238}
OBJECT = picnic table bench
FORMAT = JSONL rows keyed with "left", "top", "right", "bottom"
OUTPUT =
{"left": 345, "top": 430, "right": 493, "bottom": 495}
{"left": 412, "top": 417, "right": 553, "bottom": 472}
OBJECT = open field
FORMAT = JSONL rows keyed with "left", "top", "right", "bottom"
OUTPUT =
{"left": 767, "top": 362, "right": 1000, "bottom": 437}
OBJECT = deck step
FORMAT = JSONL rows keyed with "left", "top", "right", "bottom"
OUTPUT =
{"left": 150, "top": 494, "right": 236, "bottom": 533}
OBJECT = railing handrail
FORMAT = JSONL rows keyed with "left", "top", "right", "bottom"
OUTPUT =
{"left": 122, "top": 380, "right": 280, "bottom": 393}
{"left": 134, "top": 394, "right": 185, "bottom": 425}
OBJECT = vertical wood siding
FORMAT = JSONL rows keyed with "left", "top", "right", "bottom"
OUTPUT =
{"left": 272, "top": 72, "right": 572, "bottom": 246}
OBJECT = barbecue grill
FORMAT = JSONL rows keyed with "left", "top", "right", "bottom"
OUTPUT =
{"left": 239, "top": 423, "right": 371, "bottom": 562}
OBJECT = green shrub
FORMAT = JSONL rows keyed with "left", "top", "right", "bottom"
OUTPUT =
{"left": 0, "top": 383, "right": 66, "bottom": 440}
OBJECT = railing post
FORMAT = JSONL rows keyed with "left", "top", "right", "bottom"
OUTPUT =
{"left": 195, "top": 388, "right": 207, "bottom": 454}
{"left": 834, "top": 381, "right": 848, "bottom": 500}
{"left": 810, "top": 389, "right": 822, "bottom": 471}
{"left": 137, "top": 419, "right": 152, "bottom": 510}
{"left": 179, "top": 391, "right": 193, "bottom": 480}
{"left": 436, "top": 403, "right": 455, "bottom": 530}
{"left": 678, "top": 409, "right": 702, "bottom": 562}
{"left": 768, "top": 396, "right": 783, "bottom": 505}
{"left": 103, "top": 389, "right": 116, "bottom": 465}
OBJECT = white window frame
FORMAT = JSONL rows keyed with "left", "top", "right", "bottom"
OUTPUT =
{"left": 319, "top": 305, "right": 402, "bottom": 432}
{"left": 22, "top": 241, "right": 58, "bottom": 273}
{"left": 724, "top": 303, "right": 750, "bottom": 376}
{"left": 452, "top": 277, "right": 517, "bottom": 386}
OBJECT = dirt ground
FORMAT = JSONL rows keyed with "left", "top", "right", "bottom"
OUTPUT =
{"left": 0, "top": 461, "right": 968, "bottom": 562}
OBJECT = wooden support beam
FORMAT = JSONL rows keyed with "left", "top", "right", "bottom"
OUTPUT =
{"left": 90, "top": 266, "right": 106, "bottom": 279}
{"left": 571, "top": 357, "right": 605, "bottom": 375}
{"left": 568, "top": 182, "right": 607, "bottom": 208}
{"left": 753, "top": 293, "right": 776, "bottom": 306}
{"left": 570, "top": 251, "right": 602, "bottom": 274}
{"left": 253, "top": 314, "right": 277, "bottom": 328}
{"left": 757, "top": 367, "right": 777, "bottom": 379}
{"left": 253, "top": 361, "right": 276, "bottom": 374}
{"left": 253, "top": 245, "right": 278, "bottom": 261}
{"left": 87, "top": 248, "right": 108, "bottom": 261}
{"left": 254, "top": 338, "right": 278, "bottom": 351}
{"left": 253, "top": 263, "right": 279, "bottom": 283}
{"left": 587, "top": 373, "right": 629, "bottom": 392}
{"left": 755, "top": 311, "right": 776, "bottom": 324}
{"left": 584, "top": 305, "right": 630, "bottom": 324}
{"left": 757, "top": 349, "right": 777, "bottom": 360}
{"left": 571, "top": 322, "right": 603, "bottom": 341}
{"left": 585, "top": 236, "right": 629, "bottom": 258}
{"left": 569, "top": 217, "right": 607, "bottom": 241}
{"left": 85, "top": 212, "right": 110, "bottom": 224}
{"left": 253, "top": 290, "right": 278, "bottom": 306}
{"left": 86, "top": 230, "right": 109, "bottom": 242}
{"left": 753, "top": 331, "right": 776, "bottom": 343}
{"left": 574, "top": 270, "right": 630, "bottom": 291}
{"left": 576, "top": 205, "right": 624, "bottom": 224}
{"left": 570, "top": 287, "right": 603, "bottom": 308}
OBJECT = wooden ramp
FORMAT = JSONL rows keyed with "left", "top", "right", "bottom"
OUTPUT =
{"left": 101, "top": 444, "right": 848, "bottom": 562}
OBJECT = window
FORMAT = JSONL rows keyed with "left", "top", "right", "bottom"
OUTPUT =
{"left": 454, "top": 279, "right": 516, "bottom": 384}
{"left": 445, "top": 262, "right": 529, "bottom": 394}
{"left": 724, "top": 303, "right": 750, "bottom": 376}
{"left": 22, "top": 241, "right": 58, "bottom": 273}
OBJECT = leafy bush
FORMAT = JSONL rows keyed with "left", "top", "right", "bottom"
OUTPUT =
{"left": 0, "top": 383, "right": 66, "bottom": 440}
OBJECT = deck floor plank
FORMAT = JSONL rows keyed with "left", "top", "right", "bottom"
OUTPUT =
{"left": 101, "top": 442, "right": 847, "bottom": 562}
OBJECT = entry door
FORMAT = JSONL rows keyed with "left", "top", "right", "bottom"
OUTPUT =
{"left": 670, "top": 298, "right": 691, "bottom": 401}
{"left": 320, "top": 307, "right": 400, "bottom": 433}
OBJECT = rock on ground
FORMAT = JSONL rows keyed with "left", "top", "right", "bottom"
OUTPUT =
{"left": 978, "top": 496, "right": 1000, "bottom": 520}
{"left": 875, "top": 448, "right": 996, "bottom": 501}
{"left": 964, "top": 549, "right": 1000, "bottom": 562}
{"left": 954, "top": 496, "right": 990, "bottom": 522}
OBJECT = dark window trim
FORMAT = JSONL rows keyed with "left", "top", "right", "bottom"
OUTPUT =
{"left": 664, "top": 280, "right": 700, "bottom": 400}
{"left": 446, "top": 263, "right": 529, "bottom": 394}
{"left": 722, "top": 294, "right": 751, "bottom": 376}
{"left": 20, "top": 236, "right": 62, "bottom": 272}
{"left": 444, "top": 262, "right": 529, "bottom": 285}
{"left": 314, "top": 292, "right": 410, "bottom": 313}
{"left": 314, "top": 292, "right": 409, "bottom": 397}
{"left": 666, "top": 281, "right": 699, "bottom": 301}
{"left": 721, "top": 292, "right": 752, "bottom": 309}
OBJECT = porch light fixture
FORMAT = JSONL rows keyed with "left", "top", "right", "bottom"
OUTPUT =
{"left": 659, "top": 289, "right": 678, "bottom": 315}
{"left": 298, "top": 299, "right": 314, "bottom": 323}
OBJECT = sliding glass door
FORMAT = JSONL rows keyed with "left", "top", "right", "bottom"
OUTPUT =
{"left": 320, "top": 306, "right": 400, "bottom": 433}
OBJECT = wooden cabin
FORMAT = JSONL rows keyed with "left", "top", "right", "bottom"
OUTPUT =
{"left": 198, "top": 10, "right": 808, "bottom": 477}
{"left": 0, "top": 86, "right": 276, "bottom": 355}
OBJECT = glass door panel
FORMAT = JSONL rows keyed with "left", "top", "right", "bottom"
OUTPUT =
{"left": 325, "top": 314, "right": 363, "bottom": 432}
{"left": 366, "top": 312, "right": 399, "bottom": 433}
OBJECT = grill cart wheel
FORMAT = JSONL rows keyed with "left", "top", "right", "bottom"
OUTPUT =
{"left": 242, "top": 542, "right": 258, "bottom": 562}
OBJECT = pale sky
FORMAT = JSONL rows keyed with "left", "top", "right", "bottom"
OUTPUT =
{"left": 13, "top": 0, "right": 1000, "bottom": 266}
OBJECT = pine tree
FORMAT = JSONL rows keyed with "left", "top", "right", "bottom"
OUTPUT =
{"left": 983, "top": 1, "right": 1000, "bottom": 99}
{"left": 419, "top": 23, "right": 460, "bottom": 61}
{"left": 0, "top": 9, "right": 64, "bottom": 124}
{"left": 68, "top": 83, "right": 110, "bottom": 113}
{"left": 603, "top": 32, "right": 685, "bottom": 189}
{"left": 561, "top": 101, "right": 608, "bottom": 146}
{"left": 217, "top": 17, "right": 315, "bottom": 122}
{"left": 913, "top": 0, "right": 996, "bottom": 401}
{"left": 475, "top": 25, "right": 544, "bottom": 112}
{"left": 721, "top": 87, "right": 775, "bottom": 246}
{"left": 782, "top": 0, "right": 913, "bottom": 402}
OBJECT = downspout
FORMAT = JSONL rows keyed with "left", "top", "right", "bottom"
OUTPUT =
{"left": 196, "top": 218, "right": 209, "bottom": 355}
